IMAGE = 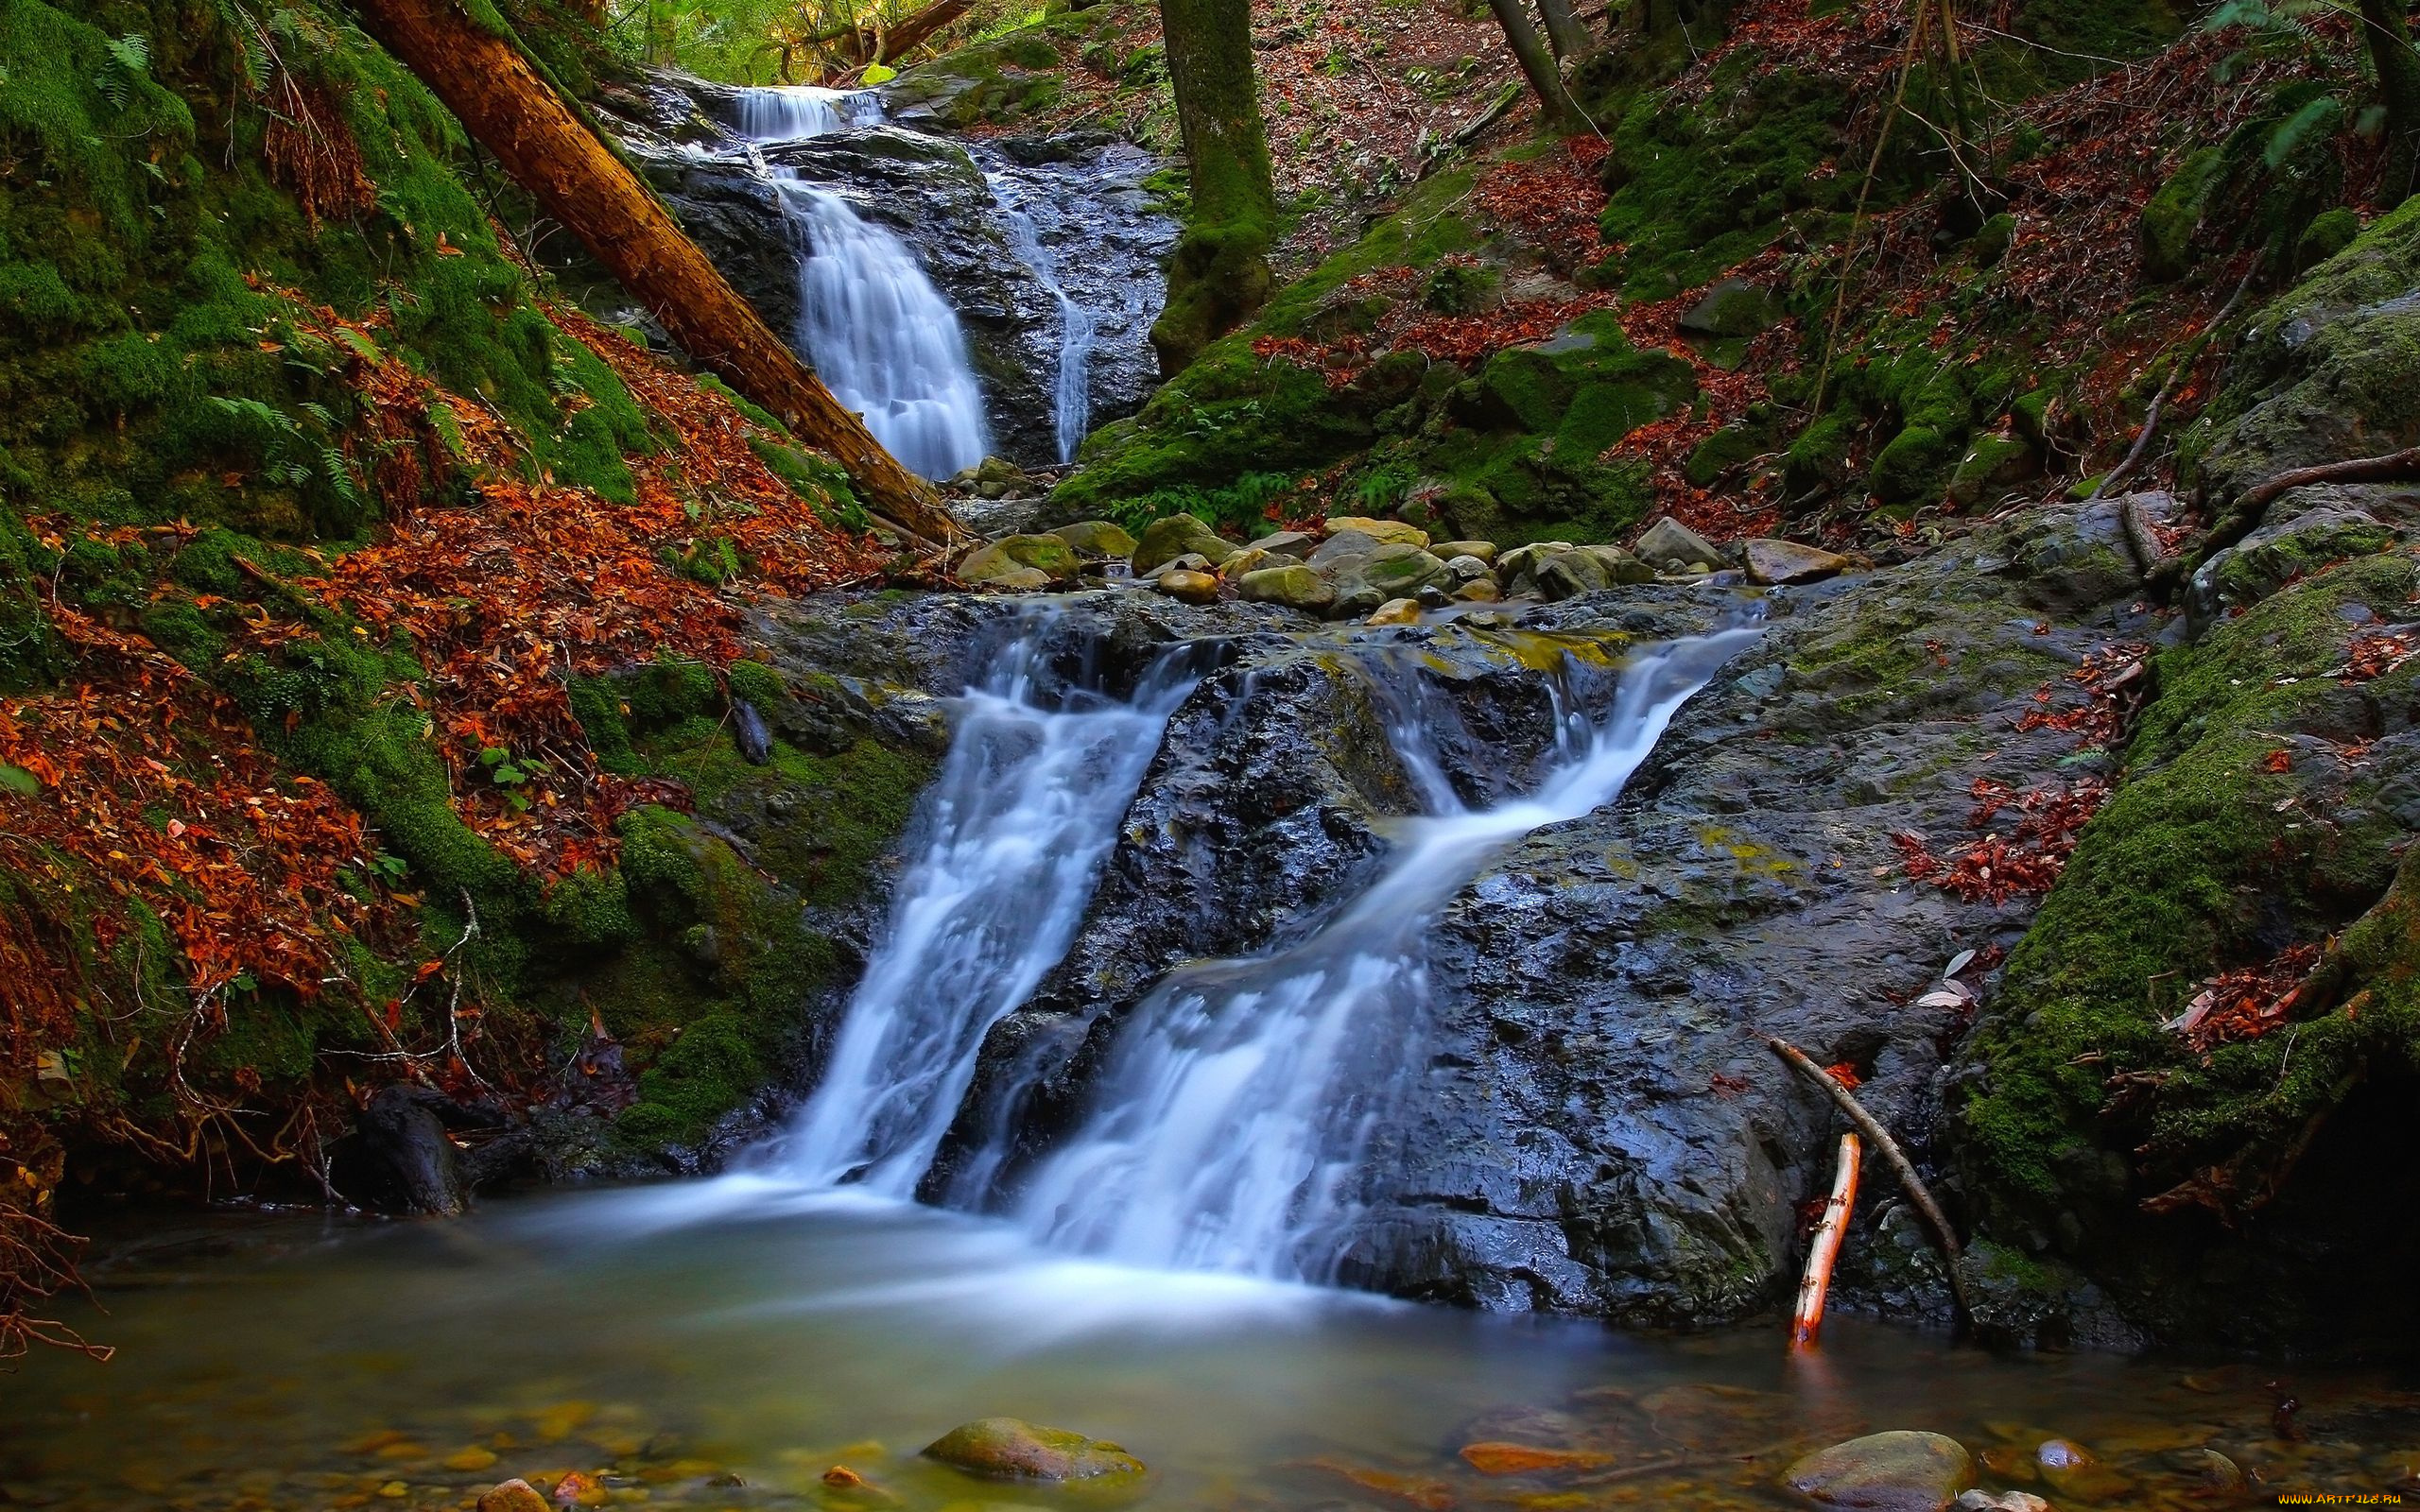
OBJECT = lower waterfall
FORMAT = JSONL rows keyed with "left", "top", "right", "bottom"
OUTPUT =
{"left": 769, "top": 617, "right": 1755, "bottom": 1281}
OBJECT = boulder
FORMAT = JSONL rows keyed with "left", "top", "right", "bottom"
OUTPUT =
{"left": 1786, "top": 1432, "right": 1974, "bottom": 1512}
{"left": 1133, "top": 514, "right": 1237, "bottom": 575}
{"left": 1678, "top": 279, "right": 1781, "bottom": 337}
{"left": 1366, "top": 597, "right": 1423, "bottom": 626}
{"left": 922, "top": 1418, "right": 1145, "bottom": 1482}
{"left": 2033, "top": 1438, "right": 2128, "bottom": 1502}
{"left": 1430, "top": 540, "right": 1498, "bottom": 563}
{"left": 1534, "top": 546, "right": 1652, "bottom": 601}
{"left": 1218, "top": 546, "right": 1273, "bottom": 580}
{"left": 1742, "top": 538, "right": 1855, "bottom": 586}
{"left": 1452, "top": 579, "right": 1502, "bottom": 603}
{"left": 1307, "top": 528, "right": 1383, "bottom": 571}
{"left": 1495, "top": 541, "right": 1576, "bottom": 592}
{"left": 1050, "top": 520, "right": 1138, "bottom": 558}
{"left": 1236, "top": 563, "right": 1336, "bottom": 614}
{"left": 1329, "top": 543, "right": 1452, "bottom": 616}
{"left": 1156, "top": 568, "right": 1221, "bottom": 605}
{"left": 959, "top": 534, "right": 1080, "bottom": 589}
{"left": 1139, "top": 551, "right": 1213, "bottom": 581}
{"left": 1634, "top": 516, "right": 1731, "bottom": 574}
{"left": 1443, "top": 554, "right": 1495, "bottom": 583}
{"left": 1322, "top": 515, "right": 1429, "bottom": 548}
{"left": 477, "top": 1482, "right": 550, "bottom": 1512}
{"left": 1246, "top": 529, "right": 1317, "bottom": 558}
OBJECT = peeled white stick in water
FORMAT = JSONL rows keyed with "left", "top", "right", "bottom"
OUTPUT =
{"left": 1791, "top": 1132, "right": 1860, "bottom": 1348}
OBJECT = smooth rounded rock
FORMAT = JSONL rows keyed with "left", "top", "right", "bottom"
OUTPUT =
{"left": 1430, "top": 540, "right": 1498, "bottom": 563}
{"left": 1786, "top": 1431, "right": 1974, "bottom": 1512}
{"left": 1236, "top": 563, "right": 1335, "bottom": 613}
{"left": 1634, "top": 516, "right": 1730, "bottom": 573}
{"left": 1133, "top": 515, "right": 1236, "bottom": 575}
{"left": 1156, "top": 568, "right": 1221, "bottom": 605}
{"left": 1443, "top": 554, "right": 1494, "bottom": 582}
{"left": 1743, "top": 537, "right": 1855, "bottom": 586}
{"left": 1365, "top": 597, "right": 1422, "bottom": 626}
{"left": 1050, "top": 520, "right": 1138, "bottom": 558}
{"left": 1246, "top": 528, "right": 1316, "bottom": 558}
{"left": 959, "top": 534, "right": 1079, "bottom": 589}
{"left": 1952, "top": 1493, "right": 2050, "bottom": 1512}
{"left": 1322, "top": 514, "right": 1428, "bottom": 548}
{"left": 477, "top": 1482, "right": 549, "bottom": 1512}
{"left": 922, "top": 1418, "right": 1145, "bottom": 1482}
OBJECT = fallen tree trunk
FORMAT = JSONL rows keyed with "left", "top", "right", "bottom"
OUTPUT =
{"left": 354, "top": 0, "right": 962, "bottom": 546}
{"left": 876, "top": 0, "right": 977, "bottom": 63}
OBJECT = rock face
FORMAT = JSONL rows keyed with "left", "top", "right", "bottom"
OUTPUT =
{"left": 922, "top": 1418, "right": 1146, "bottom": 1481}
{"left": 1785, "top": 1432, "right": 1974, "bottom": 1512}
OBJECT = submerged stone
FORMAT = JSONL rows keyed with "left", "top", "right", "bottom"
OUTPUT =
{"left": 922, "top": 1418, "right": 1146, "bottom": 1482}
{"left": 1786, "top": 1431, "right": 1973, "bottom": 1512}
{"left": 476, "top": 1482, "right": 549, "bottom": 1512}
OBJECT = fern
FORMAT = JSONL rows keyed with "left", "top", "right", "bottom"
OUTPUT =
{"left": 96, "top": 33, "right": 149, "bottom": 111}
{"left": 2265, "top": 95, "right": 2342, "bottom": 170}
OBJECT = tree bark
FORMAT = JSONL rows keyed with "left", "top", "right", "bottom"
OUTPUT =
{"left": 1486, "top": 0, "right": 1578, "bottom": 128}
{"left": 2362, "top": 0, "right": 2420, "bottom": 207}
{"left": 875, "top": 0, "right": 977, "bottom": 64}
{"left": 353, "top": 0, "right": 963, "bottom": 545}
{"left": 1151, "top": 0, "right": 1279, "bottom": 373}
{"left": 1536, "top": 0, "right": 1590, "bottom": 60}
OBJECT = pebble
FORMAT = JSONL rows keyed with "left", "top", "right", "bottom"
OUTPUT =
{"left": 478, "top": 1484, "right": 549, "bottom": 1512}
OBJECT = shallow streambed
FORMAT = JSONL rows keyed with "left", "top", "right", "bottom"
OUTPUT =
{"left": 5, "top": 1183, "right": 2415, "bottom": 1511}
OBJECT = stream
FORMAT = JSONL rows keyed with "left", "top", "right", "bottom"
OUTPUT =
{"left": 7, "top": 614, "right": 2419, "bottom": 1509}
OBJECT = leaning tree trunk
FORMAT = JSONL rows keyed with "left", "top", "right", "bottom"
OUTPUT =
{"left": 2363, "top": 0, "right": 2420, "bottom": 207}
{"left": 1151, "top": 0, "right": 1279, "bottom": 374}
{"left": 1536, "top": 0, "right": 1590, "bottom": 60}
{"left": 354, "top": 0, "right": 962, "bottom": 545}
{"left": 1486, "top": 0, "right": 1578, "bottom": 128}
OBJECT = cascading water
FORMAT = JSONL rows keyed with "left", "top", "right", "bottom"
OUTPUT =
{"left": 1008, "top": 628, "right": 1759, "bottom": 1279}
{"left": 771, "top": 619, "right": 1201, "bottom": 1194}
{"left": 727, "top": 87, "right": 992, "bottom": 479}
{"left": 986, "top": 166, "right": 1097, "bottom": 462}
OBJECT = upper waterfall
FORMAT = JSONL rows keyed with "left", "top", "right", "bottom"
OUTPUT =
{"left": 729, "top": 86, "right": 992, "bottom": 479}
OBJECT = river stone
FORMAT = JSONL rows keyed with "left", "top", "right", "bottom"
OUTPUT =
{"left": 477, "top": 1482, "right": 550, "bottom": 1512}
{"left": 1431, "top": 540, "right": 1498, "bottom": 563}
{"left": 1366, "top": 597, "right": 1423, "bottom": 626}
{"left": 1634, "top": 517, "right": 1730, "bottom": 573}
{"left": 1442, "top": 554, "right": 1495, "bottom": 583}
{"left": 1534, "top": 546, "right": 1652, "bottom": 601}
{"left": 1786, "top": 1432, "right": 1973, "bottom": 1511}
{"left": 1247, "top": 529, "right": 1317, "bottom": 558}
{"left": 1236, "top": 563, "right": 1336, "bottom": 613}
{"left": 1743, "top": 537, "right": 1855, "bottom": 586}
{"left": 1953, "top": 1494, "right": 2050, "bottom": 1512}
{"left": 1156, "top": 568, "right": 1221, "bottom": 605}
{"left": 1051, "top": 520, "right": 1138, "bottom": 558}
{"left": 1323, "top": 515, "right": 1430, "bottom": 548}
{"left": 1134, "top": 515, "right": 1236, "bottom": 575}
{"left": 1330, "top": 544, "right": 1451, "bottom": 616}
{"left": 1453, "top": 578, "right": 1502, "bottom": 603}
{"left": 922, "top": 1418, "right": 1145, "bottom": 1482}
{"left": 1495, "top": 541, "right": 1576, "bottom": 593}
{"left": 967, "top": 534, "right": 1080, "bottom": 583}
{"left": 1219, "top": 546, "right": 1273, "bottom": 580}
{"left": 2033, "top": 1437, "right": 2129, "bottom": 1501}
{"left": 1307, "top": 528, "right": 1383, "bottom": 571}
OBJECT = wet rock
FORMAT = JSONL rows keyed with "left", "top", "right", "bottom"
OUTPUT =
{"left": 1634, "top": 517, "right": 1731, "bottom": 574}
{"left": 1366, "top": 597, "right": 1423, "bottom": 626}
{"left": 921, "top": 1418, "right": 1145, "bottom": 1482}
{"left": 1534, "top": 546, "right": 1652, "bottom": 600}
{"left": 1459, "top": 1442, "right": 1615, "bottom": 1476}
{"left": 1139, "top": 551, "right": 1213, "bottom": 581}
{"left": 1322, "top": 515, "right": 1431, "bottom": 548}
{"left": 2032, "top": 1439, "right": 2127, "bottom": 1502}
{"left": 963, "top": 533, "right": 1081, "bottom": 587}
{"left": 1050, "top": 520, "right": 1138, "bottom": 558}
{"left": 1330, "top": 544, "right": 1452, "bottom": 616}
{"left": 1785, "top": 1432, "right": 1974, "bottom": 1512}
{"left": 1236, "top": 563, "right": 1335, "bottom": 614}
{"left": 1218, "top": 546, "right": 1273, "bottom": 580}
{"left": 1742, "top": 538, "right": 1855, "bottom": 585}
{"left": 733, "top": 699, "right": 773, "bottom": 765}
{"left": 1443, "top": 554, "right": 1495, "bottom": 583}
{"left": 1453, "top": 579, "right": 1502, "bottom": 603}
{"left": 357, "top": 1085, "right": 468, "bottom": 1216}
{"left": 956, "top": 558, "right": 1052, "bottom": 592}
{"left": 1247, "top": 529, "right": 1317, "bottom": 558}
{"left": 1432, "top": 540, "right": 1499, "bottom": 563}
{"left": 477, "top": 1481, "right": 549, "bottom": 1512}
{"left": 1306, "top": 528, "right": 1384, "bottom": 571}
{"left": 1952, "top": 1494, "right": 2050, "bottom": 1512}
{"left": 1156, "top": 568, "right": 1221, "bottom": 605}
{"left": 1134, "top": 515, "right": 1237, "bottom": 574}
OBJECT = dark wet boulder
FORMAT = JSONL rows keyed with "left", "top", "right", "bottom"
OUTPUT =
{"left": 1785, "top": 1432, "right": 1973, "bottom": 1512}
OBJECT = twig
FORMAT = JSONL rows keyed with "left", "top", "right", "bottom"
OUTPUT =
{"left": 1791, "top": 1132, "right": 1861, "bottom": 1348}
{"left": 2229, "top": 444, "right": 2420, "bottom": 520}
{"left": 2086, "top": 265, "right": 2258, "bottom": 504}
{"left": 1769, "top": 1037, "right": 1974, "bottom": 1320}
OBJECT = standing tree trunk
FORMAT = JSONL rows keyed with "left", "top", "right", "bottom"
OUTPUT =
{"left": 2363, "top": 0, "right": 2420, "bottom": 207}
{"left": 1536, "top": 0, "right": 1590, "bottom": 60}
{"left": 1150, "top": 0, "right": 1279, "bottom": 375}
{"left": 354, "top": 0, "right": 963, "bottom": 545}
{"left": 1486, "top": 0, "right": 1578, "bottom": 128}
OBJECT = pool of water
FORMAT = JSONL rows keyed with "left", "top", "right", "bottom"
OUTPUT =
{"left": 5, "top": 1180, "right": 2415, "bottom": 1511}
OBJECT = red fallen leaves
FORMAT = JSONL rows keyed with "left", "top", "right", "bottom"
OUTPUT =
{"left": 2342, "top": 630, "right": 2416, "bottom": 681}
{"left": 2013, "top": 643, "right": 2148, "bottom": 750}
{"left": 1894, "top": 776, "right": 2111, "bottom": 904}
{"left": 1824, "top": 1061, "right": 1863, "bottom": 1091}
{"left": 1469, "top": 136, "right": 1610, "bottom": 274}
{"left": 2164, "top": 943, "right": 2324, "bottom": 1053}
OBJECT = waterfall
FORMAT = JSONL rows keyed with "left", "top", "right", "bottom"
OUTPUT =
{"left": 729, "top": 88, "right": 992, "bottom": 479}
{"left": 772, "top": 620, "right": 1201, "bottom": 1193}
{"left": 987, "top": 167, "right": 1097, "bottom": 463}
{"left": 1008, "top": 628, "right": 1760, "bottom": 1279}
